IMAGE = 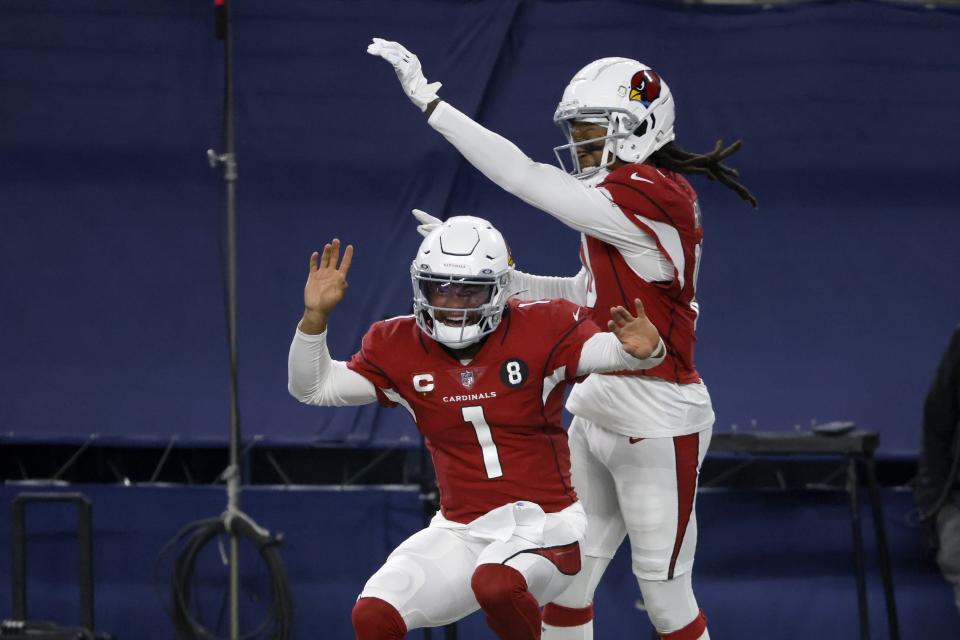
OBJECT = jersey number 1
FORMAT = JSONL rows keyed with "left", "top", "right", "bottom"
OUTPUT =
{"left": 461, "top": 406, "right": 503, "bottom": 479}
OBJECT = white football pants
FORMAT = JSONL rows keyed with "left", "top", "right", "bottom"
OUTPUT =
{"left": 360, "top": 500, "right": 587, "bottom": 630}
{"left": 543, "top": 417, "right": 712, "bottom": 639}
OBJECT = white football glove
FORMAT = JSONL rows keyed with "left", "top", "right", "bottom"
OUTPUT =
{"left": 367, "top": 38, "right": 441, "bottom": 112}
{"left": 412, "top": 208, "right": 442, "bottom": 237}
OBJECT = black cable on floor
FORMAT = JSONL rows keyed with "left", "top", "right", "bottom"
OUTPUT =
{"left": 159, "top": 514, "right": 292, "bottom": 640}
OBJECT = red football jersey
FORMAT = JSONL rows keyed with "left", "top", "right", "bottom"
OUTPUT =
{"left": 582, "top": 163, "right": 703, "bottom": 384}
{"left": 347, "top": 298, "right": 600, "bottom": 524}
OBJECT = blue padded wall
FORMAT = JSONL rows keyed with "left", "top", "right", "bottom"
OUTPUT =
{"left": 0, "top": 484, "right": 955, "bottom": 638}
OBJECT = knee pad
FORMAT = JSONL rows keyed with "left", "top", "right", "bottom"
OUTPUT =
{"left": 659, "top": 610, "right": 708, "bottom": 640}
{"left": 471, "top": 564, "right": 540, "bottom": 639}
{"left": 352, "top": 596, "right": 407, "bottom": 640}
{"left": 638, "top": 574, "right": 701, "bottom": 635}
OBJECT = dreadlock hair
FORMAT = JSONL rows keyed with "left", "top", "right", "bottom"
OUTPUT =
{"left": 648, "top": 139, "right": 758, "bottom": 209}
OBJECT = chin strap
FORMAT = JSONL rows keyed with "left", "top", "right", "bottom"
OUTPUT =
{"left": 433, "top": 322, "right": 483, "bottom": 349}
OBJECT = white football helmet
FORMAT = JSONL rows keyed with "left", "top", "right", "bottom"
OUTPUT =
{"left": 411, "top": 215, "right": 512, "bottom": 349}
{"left": 553, "top": 57, "right": 676, "bottom": 181}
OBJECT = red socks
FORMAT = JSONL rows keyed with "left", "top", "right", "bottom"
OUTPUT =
{"left": 542, "top": 602, "right": 594, "bottom": 627}
{"left": 352, "top": 597, "right": 407, "bottom": 640}
{"left": 471, "top": 563, "right": 542, "bottom": 640}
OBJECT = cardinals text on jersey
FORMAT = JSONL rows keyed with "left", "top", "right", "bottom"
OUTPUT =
{"left": 347, "top": 298, "right": 600, "bottom": 523}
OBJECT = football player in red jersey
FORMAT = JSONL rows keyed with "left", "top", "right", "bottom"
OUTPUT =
{"left": 288, "top": 216, "right": 668, "bottom": 640}
{"left": 369, "top": 39, "right": 758, "bottom": 640}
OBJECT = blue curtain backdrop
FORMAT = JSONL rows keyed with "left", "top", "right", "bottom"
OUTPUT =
{"left": 1, "top": 1, "right": 958, "bottom": 451}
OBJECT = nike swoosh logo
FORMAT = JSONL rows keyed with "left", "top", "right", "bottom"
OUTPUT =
{"left": 518, "top": 300, "right": 550, "bottom": 308}
{"left": 628, "top": 437, "right": 644, "bottom": 444}
{"left": 630, "top": 173, "right": 654, "bottom": 184}
{"left": 573, "top": 307, "right": 581, "bottom": 321}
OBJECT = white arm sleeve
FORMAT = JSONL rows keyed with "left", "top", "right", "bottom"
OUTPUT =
{"left": 576, "top": 332, "right": 666, "bottom": 375}
{"left": 287, "top": 328, "right": 379, "bottom": 406}
{"left": 428, "top": 101, "right": 648, "bottom": 254}
{"left": 508, "top": 268, "right": 589, "bottom": 305}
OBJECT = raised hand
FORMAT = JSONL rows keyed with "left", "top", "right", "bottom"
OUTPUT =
{"left": 412, "top": 208, "right": 442, "bottom": 238}
{"left": 367, "top": 38, "right": 441, "bottom": 111}
{"left": 300, "top": 239, "right": 354, "bottom": 334}
{"left": 608, "top": 298, "right": 662, "bottom": 360}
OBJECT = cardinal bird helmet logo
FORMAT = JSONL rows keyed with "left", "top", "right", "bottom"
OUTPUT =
{"left": 629, "top": 69, "right": 662, "bottom": 106}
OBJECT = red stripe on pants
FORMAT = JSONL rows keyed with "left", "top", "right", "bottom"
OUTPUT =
{"left": 667, "top": 432, "right": 700, "bottom": 579}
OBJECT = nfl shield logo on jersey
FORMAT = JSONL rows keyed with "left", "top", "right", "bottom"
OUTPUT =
{"left": 459, "top": 370, "right": 475, "bottom": 389}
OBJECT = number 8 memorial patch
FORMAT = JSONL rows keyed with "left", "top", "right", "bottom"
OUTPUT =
{"left": 499, "top": 359, "right": 529, "bottom": 388}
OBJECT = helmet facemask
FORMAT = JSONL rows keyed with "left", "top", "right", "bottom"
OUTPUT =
{"left": 411, "top": 267, "right": 510, "bottom": 349}
{"left": 553, "top": 106, "right": 640, "bottom": 181}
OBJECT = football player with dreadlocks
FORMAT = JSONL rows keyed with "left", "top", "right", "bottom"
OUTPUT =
{"left": 289, "top": 217, "right": 667, "bottom": 640}
{"left": 369, "top": 38, "right": 758, "bottom": 640}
